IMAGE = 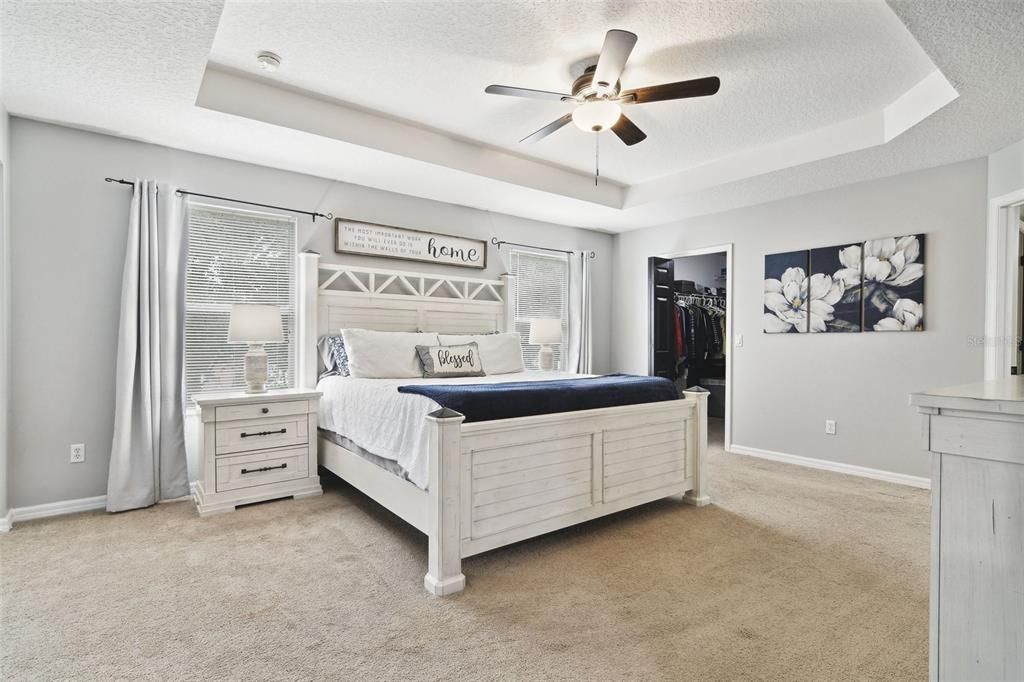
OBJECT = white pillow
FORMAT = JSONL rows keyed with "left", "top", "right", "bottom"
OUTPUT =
{"left": 439, "top": 333, "right": 524, "bottom": 375}
{"left": 341, "top": 329, "right": 439, "bottom": 378}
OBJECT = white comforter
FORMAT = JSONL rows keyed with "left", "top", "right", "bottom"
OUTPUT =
{"left": 317, "top": 371, "right": 582, "bottom": 489}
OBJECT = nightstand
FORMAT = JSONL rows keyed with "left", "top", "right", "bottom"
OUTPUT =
{"left": 192, "top": 388, "right": 323, "bottom": 517}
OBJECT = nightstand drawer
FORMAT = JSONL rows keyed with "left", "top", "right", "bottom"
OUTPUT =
{"left": 215, "top": 447, "right": 308, "bottom": 492}
{"left": 215, "top": 400, "right": 308, "bottom": 422}
{"left": 216, "top": 415, "right": 309, "bottom": 455}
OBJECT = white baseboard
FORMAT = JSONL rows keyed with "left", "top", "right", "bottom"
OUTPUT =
{"left": 728, "top": 444, "right": 931, "bottom": 490}
{"left": 0, "top": 508, "right": 12, "bottom": 533}
{"left": 7, "top": 495, "right": 108, "bottom": 526}
{"left": 1, "top": 485, "right": 201, "bottom": 531}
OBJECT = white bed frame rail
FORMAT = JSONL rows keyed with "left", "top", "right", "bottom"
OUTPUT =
{"left": 298, "top": 253, "right": 709, "bottom": 595}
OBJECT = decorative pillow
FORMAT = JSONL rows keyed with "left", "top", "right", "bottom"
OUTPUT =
{"left": 438, "top": 333, "right": 524, "bottom": 375}
{"left": 416, "top": 343, "right": 486, "bottom": 378}
{"left": 342, "top": 329, "right": 440, "bottom": 378}
{"left": 317, "top": 334, "right": 350, "bottom": 379}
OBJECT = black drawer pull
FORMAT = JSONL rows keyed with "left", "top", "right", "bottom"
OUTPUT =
{"left": 241, "top": 463, "right": 288, "bottom": 475}
{"left": 261, "top": 407, "right": 270, "bottom": 414}
{"left": 240, "top": 428, "right": 287, "bottom": 439}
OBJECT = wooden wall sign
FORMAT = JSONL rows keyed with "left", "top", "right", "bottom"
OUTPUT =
{"left": 335, "top": 219, "right": 487, "bottom": 269}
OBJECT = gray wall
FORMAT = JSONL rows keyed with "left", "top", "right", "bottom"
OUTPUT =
{"left": 988, "top": 137, "right": 1024, "bottom": 199}
{"left": 673, "top": 252, "right": 727, "bottom": 292}
{"left": 611, "top": 159, "right": 988, "bottom": 479}
{"left": 9, "top": 118, "right": 613, "bottom": 508}
{"left": 0, "top": 104, "right": 9, "bottom": 519}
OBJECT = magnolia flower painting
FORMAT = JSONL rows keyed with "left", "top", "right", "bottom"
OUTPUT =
{"left": 863, "top": 234, "right": 925, "bottom": 332}
{"left": 763, "top": 250, "right": 810, "bottom": 333}
{"left": 764, "top": 233, "right": 925, "bottom": 334}
{"left": 809, "top": 243, "right": 862, "bottom": 332}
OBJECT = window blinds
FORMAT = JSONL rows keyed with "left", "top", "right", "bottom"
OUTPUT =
{"left": 185, "top": 204, "right": 297, "bottom": 401}
{"left": 508, "top": 249, "right": 569, "bottom": 370}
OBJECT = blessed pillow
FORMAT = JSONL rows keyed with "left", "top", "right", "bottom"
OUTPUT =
{"left": 438, "top": 333, "right": 524, "bottom": 375}
{"left": 341, "top": 329, "right": 440, "bottom": 378}
{"left": 316, "top": 334, "right": 350, "bottom": 379}
{"left": 415, "top": 342, "right": 485, "bottom": 378}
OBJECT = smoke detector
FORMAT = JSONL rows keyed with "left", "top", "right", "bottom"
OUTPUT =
{"left": 255, "top": 51, "right": 281, "bottom": 72}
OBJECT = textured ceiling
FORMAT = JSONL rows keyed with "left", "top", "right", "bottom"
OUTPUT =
{"left": 209, "top": 0, "right": 935, "bottom": 185}
{"left": 1, "top": 1, "right": 223, "bottom": 140}
{"left": 1, "top": 1, "right": 1022, "bottom": 232}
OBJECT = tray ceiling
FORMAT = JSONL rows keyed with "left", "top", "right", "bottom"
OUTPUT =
{"left": 209, "top": 0, "right": 937, "bottom": 186}
{"left": 3, "top": 1, "right": 1022, "bottom": 232}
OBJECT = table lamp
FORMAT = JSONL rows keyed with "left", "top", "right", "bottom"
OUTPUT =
{"left": 228, "top": 304, "right": 284, "bottom": 393}
{"left": 529, "top": 318, "right": 562, "bottom": 371}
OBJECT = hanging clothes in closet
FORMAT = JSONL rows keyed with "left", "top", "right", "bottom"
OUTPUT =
{"left": 673, "top": 293, "right": 726, "bottom": 389}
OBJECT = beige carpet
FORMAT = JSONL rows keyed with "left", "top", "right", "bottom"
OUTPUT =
{"left": 1, "top": 421, "right": 929, "bottom": 681}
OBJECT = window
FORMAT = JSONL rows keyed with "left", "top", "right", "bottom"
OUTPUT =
{"left": 508, "top": 248, "right": 569, "bottom": 370}
{"left": 185, "top": 204, "right": 297, "bottom": 401}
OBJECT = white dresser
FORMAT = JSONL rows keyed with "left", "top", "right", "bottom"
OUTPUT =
{"left": 911, "top": 378, "right": 1024, "bottom": 682}
{"left": 193, "top": 389, "right": 323, "bottom": 516}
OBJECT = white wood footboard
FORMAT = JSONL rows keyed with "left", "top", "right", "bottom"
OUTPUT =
{"left": 422, "top": 390, "right": 710, "bottom": 595}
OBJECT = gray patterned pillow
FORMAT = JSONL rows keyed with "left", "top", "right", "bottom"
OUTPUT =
{"left": 415, "top": 342, "right": 485, "bottom": 378}
{"left": 317, "top": 334, "right": 350, "bottom": 380}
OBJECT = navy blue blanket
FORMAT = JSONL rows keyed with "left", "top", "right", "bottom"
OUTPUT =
{"left": 397, "top": 373, "right": 679, "bottom": 423}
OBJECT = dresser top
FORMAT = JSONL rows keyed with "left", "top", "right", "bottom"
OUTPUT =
{"left": 192, "top": 387, "right": 322, "bottom": 407}
{"left": 910, "top": 377, "right": 1024, "bottom": 415}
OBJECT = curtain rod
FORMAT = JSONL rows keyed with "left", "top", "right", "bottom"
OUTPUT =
{"left": 491, "top": 237, "right": 596, "bottom": 259}
{"left": 175, "top": 189, "right": 333, "bottom": 222}
{"left": 104, "top": 177, "right": 333, "bottom": 222}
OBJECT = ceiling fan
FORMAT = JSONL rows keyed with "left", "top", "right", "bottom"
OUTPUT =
{"left": 484, "top": 29, "right": 721, "bottom": 148}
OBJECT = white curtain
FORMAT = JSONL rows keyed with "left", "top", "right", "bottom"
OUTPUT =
{"left": 567, "top": 251, "right": 593, "bottom": 374}
{"left": 106, "top": 180, "right": 189, "bottom": 512}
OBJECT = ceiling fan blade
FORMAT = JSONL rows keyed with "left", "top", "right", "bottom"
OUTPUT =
{"left": 593, "top": 29, "right": 638, "bottom": 91}
{"left": 485, "top": 84, "right": 574, "bottom": 102}
{"left": 519, "top": 113, "right": 574, "bottom": 144}
{"left": 611, "top": 114, "right": 647, "bottom": 146}
{"left": 621, "top": 76, "right": 720, "bottom": 104}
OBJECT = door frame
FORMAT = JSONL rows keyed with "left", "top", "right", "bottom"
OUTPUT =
{"left": 984, "top": 189, "right": 1024, "bottom": 378}
{"left": 648, "top": 244, "right": 734, "bottom": 452}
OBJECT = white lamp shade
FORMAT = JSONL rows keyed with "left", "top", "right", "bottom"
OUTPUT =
{"left": 228, "top": 304, "right": 284, "bottom": 343}
{"left": 529, "top": 318, "right": 562, "bottom": 345}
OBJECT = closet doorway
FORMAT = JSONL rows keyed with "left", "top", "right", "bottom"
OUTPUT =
{"left": 648, "top": 244, "right": 733, "bottom": 452}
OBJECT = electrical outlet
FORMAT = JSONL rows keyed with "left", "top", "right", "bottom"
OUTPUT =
{"left": 824, "top": 420, "right": 837, "bottom": 436}
{"left": 70, "top": 443, "right": 86, "bottom": 463}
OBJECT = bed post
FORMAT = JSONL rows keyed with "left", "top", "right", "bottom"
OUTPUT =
{"left": 500, "top": 273, "right": 516, "bottom": 333}
{"left": 297, "top": 251, "right": 319, "bottom": 390}
{"left": 424, "top": 407, "right": 466, "bottom": 596}
{"left": 681, "top": 388, "right": 711, "bottom": 506}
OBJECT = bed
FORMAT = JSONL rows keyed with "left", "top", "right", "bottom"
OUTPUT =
{"left": 297, "top": 253, "right": 709, "bottom": 595}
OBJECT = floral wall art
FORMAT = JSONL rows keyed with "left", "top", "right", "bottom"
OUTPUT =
{"left": 862, "top": 234, "right": 925, "bottom": 332}
{"left": 809, "top": 243, "right": 862, "bottom": 332}
{"left": 763, "top": 250, "right": 810, "bottom": 333}
{"left": 763, "top": 234, "right": 925, "bottom": 334}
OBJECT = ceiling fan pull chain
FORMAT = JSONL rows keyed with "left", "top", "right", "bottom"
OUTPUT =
{"left": 595, "top": 133, "right": 600, "bottom": 187}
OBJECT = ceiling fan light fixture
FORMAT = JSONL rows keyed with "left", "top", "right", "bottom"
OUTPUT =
{"left": 572, "top": 99, "right": 621, "bottom": 132}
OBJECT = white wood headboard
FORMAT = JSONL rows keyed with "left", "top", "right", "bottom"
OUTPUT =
{"left": 297, "top": 252, "right": 515, "bottom": 388}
